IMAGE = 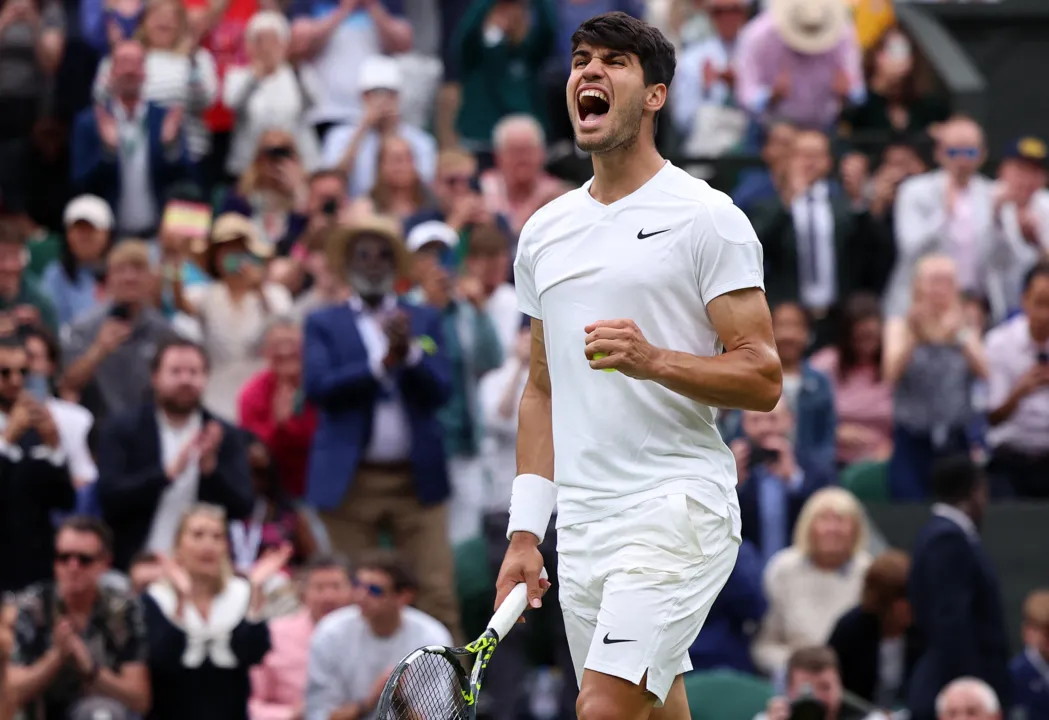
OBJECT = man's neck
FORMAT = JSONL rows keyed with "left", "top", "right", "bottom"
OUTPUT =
{"left": 781, "top": 359, "right": 802, "bottom": 376}
{"left": 505, "top": 175, "right": 537, "bottom": 202}
{"left": 62, "top": 587, "right": 98, "bottom": 617}
{"left": 369, "top": 613, "right": 402, "bottom": 639}
{"left": 160, "top": 406, "right": 198, "bottom": 428}
{"left": 589, "top": 139, "right": 665, "bottom": 206}
{"left": 1028, "top": 323, "right": 1049, "bottom": 346}
{"left": 118, "top": 95, "right": 142, "bottom": 115}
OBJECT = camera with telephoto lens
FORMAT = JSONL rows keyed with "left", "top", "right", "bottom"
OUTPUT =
{"left": 789, "top": 684, "right": 827, "bottom": 720}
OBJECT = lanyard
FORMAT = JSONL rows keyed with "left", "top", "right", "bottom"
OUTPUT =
{"left": 118, "top": 109, "right": 148, "bottom": 159}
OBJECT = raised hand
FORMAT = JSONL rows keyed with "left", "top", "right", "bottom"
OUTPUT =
{"left": 157, "top": 553, "right": 192, "bottom": 597}
{"left": 248, "top": 543, "right": 294, "bottom": 588}
{"left": 161, "top": 106, "right": 184, "bottom": 146}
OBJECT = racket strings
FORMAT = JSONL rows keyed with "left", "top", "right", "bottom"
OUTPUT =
{"left": 384, "top": 652, "right": 471, "bottom": 720}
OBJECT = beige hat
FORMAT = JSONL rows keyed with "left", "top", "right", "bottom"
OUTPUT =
{"left": 770, "top": 0, "right": 849, "bottom": 55}
{"left": 193, "top": 212, "right": 273, "bottom": 258}
{"left": 327, "top": 214, "right": 411, "bottom": 280}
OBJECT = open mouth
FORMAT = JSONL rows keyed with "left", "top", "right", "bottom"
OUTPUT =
{"left": 577, "top": 88, "right": 610, "bottom": 129}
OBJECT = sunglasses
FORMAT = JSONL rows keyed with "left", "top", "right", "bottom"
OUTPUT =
{"left": 353, "top": 579, "right": 391, "bottom": 598}
{"left": 353, "top": 245, "right": 395, "bottom": 263}
{"left": 0, "top": 366, "right": 28, "bottom": 379}
{"left": 945, "top": 146, "right": 980, "bottom": 160}
{"left": 56, "top": 551, "right": 99, "bottom": 567}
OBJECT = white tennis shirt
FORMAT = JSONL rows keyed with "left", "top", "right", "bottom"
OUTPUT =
{"left": 513, "top": 161, "right": 765, "bottom": 529}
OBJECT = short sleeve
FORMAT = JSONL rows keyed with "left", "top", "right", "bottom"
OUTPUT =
{"left": 513, "top": 222, "right": 541, "bottom": 319}
{"left": 693, "top": 200, "right": 765, "bottom": 306}
{"left": 117, "top": 596, "right": 151, "bottom": 665}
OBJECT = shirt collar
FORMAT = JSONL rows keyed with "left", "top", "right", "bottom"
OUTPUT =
{"left": 349, "top": 294, "right": 398, "bottom": 314}
{"left": 932, "top": 503, "right": 979, "bottom": 540}
{"left": 113, "top": 100, "right": 147, "bottom": 123}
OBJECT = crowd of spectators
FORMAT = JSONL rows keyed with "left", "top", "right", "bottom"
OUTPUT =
{"left": 0, "top": 0, "right": 1047, "bottom": 720}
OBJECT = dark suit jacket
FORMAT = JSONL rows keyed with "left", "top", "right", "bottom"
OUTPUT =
{"left": 907, "top": 514, "right": 1011, "bottom": 720}
{"left": 748, "top": 191, "right": 894, "bottom": 311}
{"left": 737, "top": 447, "right": 833, "bottom": 552}
{"left": 828, "top": 606, "right": 923, "bottom": 706}
{"left": 302, "top": 300, "right": 452, "bottom": 509}
{"left": 96, "top": 404, "right": 254, "bottom": 570}
{"left": 70, "top": 101, "right": 191, "bottom": 229}
{"left": 0, "top": 433, "right": 75, "bottom": 592}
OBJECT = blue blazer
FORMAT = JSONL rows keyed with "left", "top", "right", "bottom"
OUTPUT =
{"left": 303, "top": 301, "right": 453, "bottom": 509}
{"left": 907, "top": 514, "right": 1011, "bottom": 720}
{"left": 70, "top": 101, "right": 191, "bottom": 220}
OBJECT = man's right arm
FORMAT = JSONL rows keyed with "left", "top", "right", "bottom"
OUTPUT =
{"left": 6, "top": 647, "right": 65, "bottom": 707}
{"left": 515, "top": 319, "right": 553, "bottom": 484}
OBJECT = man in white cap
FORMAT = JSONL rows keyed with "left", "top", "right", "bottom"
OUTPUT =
{"left": 320, "top": 55, "right": 437, "bottom": 198}
{"left": 735, "top": 0, "right": 865, "bottom": 131}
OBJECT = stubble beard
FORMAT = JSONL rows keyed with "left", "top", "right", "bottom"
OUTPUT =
{"left": 575, "top": 101, "right": 644, "bottom": 156}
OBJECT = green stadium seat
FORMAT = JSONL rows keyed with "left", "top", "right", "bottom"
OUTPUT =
{"left": 839, "top": 460, "right": 889, "bottom": 503}
{"left": 683, "top": 669, "right": 774, "bottom": 720}
{"left": 454, "top": 536, "right": 494, "bottom": 640}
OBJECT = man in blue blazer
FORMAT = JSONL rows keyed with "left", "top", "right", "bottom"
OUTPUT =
{"left": 907, "top": 456, "right": 1011, "bottom": 720}
{"left": 303, "top": 216, "right": 461, "bottom": 640}
{"left": 71, "top": 39, "right": 191, "bottom": 238}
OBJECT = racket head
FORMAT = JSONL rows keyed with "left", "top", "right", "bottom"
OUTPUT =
{"left": 374, "top": 630, "right": 502, "bottom": 720}
{"left": 375, "top": 645, "right": 472, "bottom": 720}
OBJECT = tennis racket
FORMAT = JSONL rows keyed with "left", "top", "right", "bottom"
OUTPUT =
{"left": 374, "top": 568, "right": 548, "bottom": 720}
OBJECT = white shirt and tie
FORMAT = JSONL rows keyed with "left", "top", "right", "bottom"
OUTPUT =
{"left": 113, "top": 101, "right": 158, "bottom": 234}
{"left": 791, "top": 180, "right": 837, "bottom": 312}
{"left": 147, "top": 410, "right": 203, "bottom": 553}
{"left": 348, "top": 295, "right": 423, "bottom": 464}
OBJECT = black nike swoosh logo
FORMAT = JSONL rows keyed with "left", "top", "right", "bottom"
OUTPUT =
{"left": 637, "top": 228, "right": 670, "bottom": 239}
{"left": 602, "top": 633, "right": 636, "bottom": 645}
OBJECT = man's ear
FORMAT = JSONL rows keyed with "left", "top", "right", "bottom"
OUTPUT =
{"left": 398, "top": 589, "right": 416, "bottom": 608}
{"left": 645, "top": 83, "right": 667, "bottom": 114}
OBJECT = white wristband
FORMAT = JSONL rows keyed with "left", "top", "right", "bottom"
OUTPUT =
{"left": 506, "top": 473, "right": 557, "bottom": 544}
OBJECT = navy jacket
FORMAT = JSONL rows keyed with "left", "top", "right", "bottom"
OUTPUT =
{"left": 303, "top": 300, "right": 452, "bottom": 508}
{"left": 737, "top": 448, "right": 832, "bottom": 554}
{"left": 1010, "top": 648, "right": 1049, "bottom": 720}
{"left": 96, "top": 404, "right": 254, "bottom": 570}
{"left": 689, "top": 539, "right": 767, "bottom": 674}
{"left": 828, "top": 606, "right": 923, "bottom": 706}
{"left": 907, "top": 514, "right": 1011, "bottom": 720}
{"left": 70, "top": 101, "right": 190, "bottom": 226}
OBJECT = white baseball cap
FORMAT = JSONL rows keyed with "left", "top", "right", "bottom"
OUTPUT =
{"left": 359, "top": 55, "right": 403, "bottom": 94}
{"left": 406, "top": 221, "right": 459, "bottom": 253}
{"left": 64, "top": 195, "right": 114, "bottom": 230}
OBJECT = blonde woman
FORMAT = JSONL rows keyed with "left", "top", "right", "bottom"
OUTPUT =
{"left": 142, "top": 504, "right": 288, "bottom": 720}
{"left": 93, "top": 0, "right": 218, "bottom": 162}
{"left": 883, "top": 254, "right": 988, "bottom": 500}
{"left": 347, "top": 135, "right": 436, "bottom": 224}
{"left": 753, "top": 487, "right": 873, "bottom": 683}
{"left": 223, "top": 11, "right": 320, "bottom": 177}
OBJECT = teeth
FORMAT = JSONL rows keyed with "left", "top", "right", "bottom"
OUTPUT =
{"left": 579, "top": 89, "right": 608, "bottom": 103}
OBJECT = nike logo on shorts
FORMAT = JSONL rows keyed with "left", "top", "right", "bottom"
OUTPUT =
{"left": 602, "top": 633, "right": 636, "bottom": 645}
{"left": 636, "top": 228, "right": 670, "bottom": 239}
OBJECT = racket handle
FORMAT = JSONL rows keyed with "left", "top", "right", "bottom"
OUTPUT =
{"left": 488, "top": 568, "right": 548, "bottom": 641}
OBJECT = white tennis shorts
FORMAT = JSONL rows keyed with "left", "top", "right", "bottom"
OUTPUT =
{"left": 556, "top": 492, "right": 741, "bottom": 704}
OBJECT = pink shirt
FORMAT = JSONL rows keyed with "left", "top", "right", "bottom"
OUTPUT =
{"left": 809, "top": 348, "right": 894, "bottom": 464}
{"left": 249, "top": 609, "right": 315, "bottom": 720}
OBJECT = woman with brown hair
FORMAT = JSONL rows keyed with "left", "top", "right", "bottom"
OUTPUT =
{"left": 142, "top": 504, "right": 288, "bottom": 720}
{"left": 810, "top": 293, "right": 894, "bottom": 465}
{"left": 348, "top": 135, "right": 436, "bottom": 224}
{"left": 93, "top": 0, "right": 218, "bottom": 163}
{"left": 828, "top": 549, "right": 923, "bottom": 709}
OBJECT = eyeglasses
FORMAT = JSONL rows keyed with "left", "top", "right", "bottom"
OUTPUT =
{"left": 945, "top": 146, "right": 980, "bottom": 160}
{"left": 0, "top": 366, "right": 28, "bottom": 379}
{"left": 56, "top": 551, "right": 99, "bottom": 567}
{"left": 353, "top": 579, "right": 391, "bottom": 598}
{"left": 441, "top": 174, "right": 473, "bottom": 188}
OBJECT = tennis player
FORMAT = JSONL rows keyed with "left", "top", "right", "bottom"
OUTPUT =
{"left": 495, "top": 11, "right": 783, "bottom": 720}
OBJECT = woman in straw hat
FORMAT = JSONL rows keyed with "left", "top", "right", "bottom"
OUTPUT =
{"left": 185, "top": 213, "right": 294, "bottom": 418}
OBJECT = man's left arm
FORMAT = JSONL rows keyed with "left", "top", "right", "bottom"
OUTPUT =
{"left": 367, "top": 0, "right": 412, "bottom": 54}
{"left": 399, "top": 310, "right": 453, "bottom": 409}
{"left": 584, "top": 202, "right": 782, "bottom": 411}
{"left": 86, "top": 598, "right": 151, "bottom": 715}
{"left": 206, "top": 424, "right": 255, "bottom": 520}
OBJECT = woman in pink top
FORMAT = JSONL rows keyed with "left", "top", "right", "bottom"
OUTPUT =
{"left": 810, "top": 294, "right": 894, "bottom": 465}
